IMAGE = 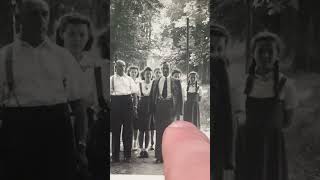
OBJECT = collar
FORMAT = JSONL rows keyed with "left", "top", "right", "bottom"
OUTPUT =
{"left": 15, "top": 35, "right": 52, "bottom": 49}
{"left": 255, "top": 71, "right": 273, "bottom": 81}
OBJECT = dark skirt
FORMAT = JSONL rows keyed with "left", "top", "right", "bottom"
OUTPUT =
{"left": 137, "top": 96, "right": 152, "bottom": 130}
{"left": 1, "top": 104, "right": 76, "bottom": 180}
{"left": 183, "top": 93, "right": 200, "bottom": 128}
{"left": 236, "top": 97, "right": 289, "bottom": 180}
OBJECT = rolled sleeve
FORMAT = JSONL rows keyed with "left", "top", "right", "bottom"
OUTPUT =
{"left": 284, "top": 80, "right": 299, "bottom": 110}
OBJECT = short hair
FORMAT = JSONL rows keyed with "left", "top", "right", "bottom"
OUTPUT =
{"left": 56, "top": 13, "right": 94, "bottom": 51}
{"left": 127, "top": 65, "right": 140, "bottom": 78}
{"left": 154, "top": 67, "right": 161, "bottom": 73}
{"left": 20, "top": 0, "right": 49, "bottom": 14}
{"left": 161, "top": 62, "right": 170, "bottom": 69}
{"left": 250, "top": 31, "right": 283, "bottom": 55}
{"left": 211, "top": 23, "right": 229, "bottom": 45}
{"left": 141, "top": 66, "right": 153, "bottom": 80}
{"left": 171, "top": 69, "right": 182, "bottom": 76}
{"left": 97, "top": 29, "right": 109, "bottom": 59}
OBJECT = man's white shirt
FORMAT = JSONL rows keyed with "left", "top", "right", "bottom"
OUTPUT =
{"left": 0, "top": 37, "right": 83, "bottom": 107}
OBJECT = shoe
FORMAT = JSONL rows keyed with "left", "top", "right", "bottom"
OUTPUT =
{"left": 154, "top": 159, "right": 161, "bottom": 164}
{"left": 149, "top": 146, "right": 154, "bottom": 151}
{"left": 112, "top": 157, "right": 120, "bottom": 163}
{"left": 138, "top": 150, "right": 144, "bottom": 158}
{"left": 123, "top": 157, "right": 131, "bottom": 163}
{"left": 144, "top": 151, "right": 149, "bottom": 158}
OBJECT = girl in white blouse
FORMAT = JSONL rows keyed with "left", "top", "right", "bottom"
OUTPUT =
{"left": 238, "top": 31, "right": 298, "bottom": 180}
{"left": 137, "top": 67, "right": 153, "bottom": 158}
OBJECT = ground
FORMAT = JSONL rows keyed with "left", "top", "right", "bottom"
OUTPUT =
{"left": 110, "top": 129, "right": 210, "bottom": 175}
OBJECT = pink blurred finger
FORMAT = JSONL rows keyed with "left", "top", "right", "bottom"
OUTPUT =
{"left": 162, "top": 121, "right": 210, "bottom": 180}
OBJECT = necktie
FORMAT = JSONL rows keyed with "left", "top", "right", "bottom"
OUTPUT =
{"left": 162, "top": 77, "right": 167, "bottom": 98}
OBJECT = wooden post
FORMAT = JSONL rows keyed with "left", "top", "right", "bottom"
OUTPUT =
{"left": 187, "top": 17, "right": 190, "bottom": 79}
{"left": 245, "top": 0, "right": 253, "bottom": 74}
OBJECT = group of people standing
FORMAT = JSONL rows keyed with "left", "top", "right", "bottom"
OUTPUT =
{"left": 211, "top": 24, "right": 299, "bottom": 180}
{"left": 110, "top": 60, "right": 204, "bottom": 164}
{"left": 0, "top": 0, "right": 108, "bottom": 180}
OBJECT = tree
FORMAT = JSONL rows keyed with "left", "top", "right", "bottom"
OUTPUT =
{"left": 110, "top": 0, "right": 163, "bottom": 68}
{"left": 160, "top": 0, "right": 210, "bottom": 83}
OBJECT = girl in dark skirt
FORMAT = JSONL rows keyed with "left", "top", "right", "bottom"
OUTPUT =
{"left": 137, "top": 67, "right": 153, "bottom": 158}
{"left": 237, "top": 32, "right": 298, "bottom": 180}
{"left": 149, "top": 67, "right": 162, "bottom": 150}
{"left": 183, "top": 71, "right": 202, "bottom": 128}
{"left": 127, "top": 65, "right": 140, "bottom": 151}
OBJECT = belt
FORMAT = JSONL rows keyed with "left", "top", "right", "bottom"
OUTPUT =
{"left": 157, "top": 97, "right": 173, "bottom": 101}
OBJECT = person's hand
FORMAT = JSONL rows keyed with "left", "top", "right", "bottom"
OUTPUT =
{"left": 162, "top": 121, "right": 210, "bottom": 180}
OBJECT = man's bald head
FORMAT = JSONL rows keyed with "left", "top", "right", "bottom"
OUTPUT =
{"left": 115, "top": 60, "right": 126, "bottom": 76}
{"left": 20, "top": 0, "right": 49, "bottom": 43}
{"left": 20, "top": 0, "right": 49, "bottom": 13}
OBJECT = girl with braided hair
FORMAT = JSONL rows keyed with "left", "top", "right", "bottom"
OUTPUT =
{"left": 183, "top": 71, "right": 202, "bottom": 128}
{"left": 237, "top": 31, "right": 298, "bottom": 180}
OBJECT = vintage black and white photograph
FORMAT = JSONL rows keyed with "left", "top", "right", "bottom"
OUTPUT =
{"left": 0, "top": 0, "right": 109, "bottom": 180}
{"left": 212, "top": 0, "right": 320, "bottom": 180}
{"left": 109, "top": 0, "right": 210, "bottom": 177}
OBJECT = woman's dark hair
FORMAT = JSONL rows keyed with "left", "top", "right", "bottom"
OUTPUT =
{"left": 127, "top": 65, "right": 140, "bottom": 78}
{"left": 171, "top": 69, "right": 182, "bottom": 76}
{"left": 247, "top": 31, "right": 282, "bottom": 96}
{"left": 97, "top": 29, "right": 109, "bottom": 59}
{"left": 56, "top": 13, "right": 94, "bottom": 51}
{"left": 141, "top": 66, "right": 153, "bottom": 80}
{"left": 211, "top": 23, "right": 230, "bottom": 45}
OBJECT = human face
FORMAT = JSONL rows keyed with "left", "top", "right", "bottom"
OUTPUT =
{"left": 162, "top": 64, "right": 170, "bottom": 77}
{"left": 129, "top": 69, "right": 138, "bottom": 79}
{"left": 155, "top": 70, "right": 162, "bottom": 79}
{"left": 211, "top": 37, "right": 227, "bottom": 59}
{"left": 254, "top": 40, "right": 278, "bottom": 71}
{"left": 62, "top": 24, "right": 89, "bottom": 55}
{"left": 144, "top": 70, "right": 152, "bottom": 82}
{"left": 21, "top": 0, "right": 49, "bottom": 38}
{"left": 190, "top": 75, "right": 196, "bottom": 83}
{"left": 116, "top": 62, "right": 125, "bottom": 76}
{"left": 173, "top": 73, "right": 181, "bottom": 80}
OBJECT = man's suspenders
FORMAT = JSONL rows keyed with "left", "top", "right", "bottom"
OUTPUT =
{"left": 3, "top": 46, "right": 20, "bottom": 106}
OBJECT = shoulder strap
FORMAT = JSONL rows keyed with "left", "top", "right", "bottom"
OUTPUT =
{"left": 140, "top": 82, "right": 144, "bottom": 96}
{"left": 187, "top": 81, "right": 190, "bottom": 92}
{"left": 112, "top": 75, "right": 115, "bottom": 93}
{"left": 5, "top": 46, "right": 14, "bottom": 92}
{"left": 196, "top": 81, "right": 199, "bottom": 93}
{"left": 244, "top": 75, "right": 254, "bottom": 95}
{"left": 276, "top": 76, "right": 287, "bottom": 98}
{"left": 94, "top": 67, "right": 104, "bottom": 98}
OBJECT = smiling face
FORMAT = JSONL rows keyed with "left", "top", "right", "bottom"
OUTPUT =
{"left": 115, "top": 61, "right": 125, "bottom": 76}
{"left": 154, "top": 69, "right": 162, "bottom": 79}
{"left": 144, "top": 70, "right": 152, "bottom": 81}
{"left": 162, "top": 64, "right": 170, "bottom": 77}
{"left": 190, "top": 74, "right": 196, "bottom": 83}
{"left": 62, "top": 23, "right": 89, "bottom": 54}
{"left": 129, "top": 68, "right": 138, "bottom": 79}
{"left": 211, "top": 36, "right": 227, "bottom": 59}
{"left": 173, "top": 72, "right": 181, "bottom": 80}
{"left": 254, "top": 40, "right": 278, "bottom": 71}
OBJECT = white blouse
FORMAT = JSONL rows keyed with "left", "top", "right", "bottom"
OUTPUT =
{"left": 139, "top": 81, "right": 152, "bottom": 97}
{"left": 248, "top": 72, "right": 299, "bottom": 110}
